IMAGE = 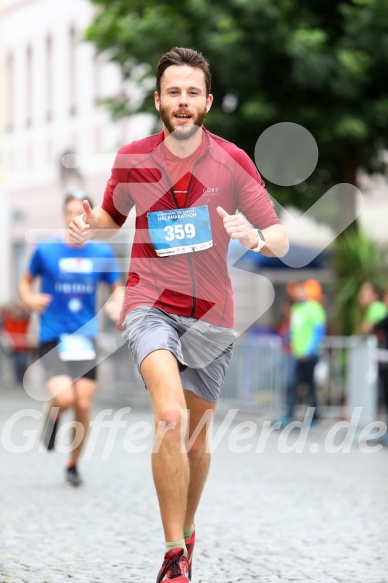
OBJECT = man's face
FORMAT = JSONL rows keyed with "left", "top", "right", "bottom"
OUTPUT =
{"left": 288, "top": 283, "right": 306, "bottom": 303}
{"left": 154, "top": 65, "right": 213, "bottom": 141}
{"left": 358, "top": 282, "right": 376, "bottom": 307}
{"left": 63, "top": 199, "right": 84, "bottom": 227}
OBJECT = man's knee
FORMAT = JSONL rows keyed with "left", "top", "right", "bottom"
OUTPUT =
{"left": 74, "top": 398, "right": 91, "bottom": 415}
{"left": 187, "top": 432, "right": 208, "bottom": 461}
{"left": 47, "top": 376, "right": 74, "bottom": 410}
{"left": 54, "top": 393, "right": 74, "bottom": 410}
{"left": 155, "top": 407, "right": 186, "bottom": 429}
{"left": 153, "top": 407, "right": 188, "bottom": 447}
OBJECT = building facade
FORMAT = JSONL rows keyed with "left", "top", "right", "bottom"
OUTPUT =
{"left": 0, "top": 0, "right": 153, "bottom": 302}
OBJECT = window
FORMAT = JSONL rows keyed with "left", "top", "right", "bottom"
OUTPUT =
{"left": 46, "top": 36, "right": 52, "bottom": 122}
{"left": 26, "top": 45, "right": 32, "bottom": 127}
{"left": 69, "top": 26, "right": 76, "bottom": 116}
{"left": 6, "top": 52, "right": 14, "bottom": 131}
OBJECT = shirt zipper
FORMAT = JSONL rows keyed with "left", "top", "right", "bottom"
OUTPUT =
{"left": 151, "top": 152, "right": 204, "bottom": 318}
{"left": 185, "top": 171, "right": 197, "bottom": 317}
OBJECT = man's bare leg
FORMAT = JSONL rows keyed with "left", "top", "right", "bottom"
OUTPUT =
{"left": 46, "top": 375, "right": 75, "bottom": 412}
{"left": 70, "top": 377, "right": 96, "bottom": 466}
{"left": 42, "top": 376, "right": 75, "bottom": 449}
{"left": 141, "top": 349, "right": 189, "bottom": 542}
{"left": 183, "top": 389, "right": 216, "bottom": 531}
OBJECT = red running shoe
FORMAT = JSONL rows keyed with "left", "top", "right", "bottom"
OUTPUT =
{"left": 156, "top": 548, "right": 190, "bottom": 583}
{"left": 185, "top": 529, "right": 196, "bottom": 580}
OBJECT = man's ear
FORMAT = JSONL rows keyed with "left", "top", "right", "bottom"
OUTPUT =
{"left": 154, "top": 91, "right": 160, "bottom": 111}
{"left": 206, "top": 93, "right": 214, "bottom": 113}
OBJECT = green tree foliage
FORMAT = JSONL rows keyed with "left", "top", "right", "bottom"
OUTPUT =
{"left": 86, "top": 0, "right": 388, "bottom": 210}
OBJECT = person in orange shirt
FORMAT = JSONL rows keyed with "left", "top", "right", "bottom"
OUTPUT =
{"left": 1, "top": 302, "right": 32, "bottom": 385}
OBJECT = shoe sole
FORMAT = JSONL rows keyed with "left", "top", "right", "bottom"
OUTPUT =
{"left": 65, "top": 481, "right": 84, "bottom": 489}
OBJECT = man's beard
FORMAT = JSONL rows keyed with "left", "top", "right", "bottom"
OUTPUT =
{"left": 159, "top": 104, "right": 207, "bottom": 141}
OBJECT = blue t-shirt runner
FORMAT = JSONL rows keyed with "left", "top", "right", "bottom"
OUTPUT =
{"left": 18, "top": 194, "right": 122, "bottom": 489}
{"left": 28, "top": 237, "right": 120, "bottom": 343}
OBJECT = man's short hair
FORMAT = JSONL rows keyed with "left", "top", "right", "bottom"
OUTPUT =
{"left": 63, "top": 190, "right": 94, "bottom": 210}
{"left": 156, "top": 47, "right": 211, "bottom": 96}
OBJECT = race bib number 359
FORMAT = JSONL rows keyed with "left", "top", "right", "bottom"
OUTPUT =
{"left": 147, "top": 205, "right": 213, "bottom": 257}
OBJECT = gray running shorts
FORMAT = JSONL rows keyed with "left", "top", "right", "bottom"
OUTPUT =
{"left": 39, "top": 340, "right": 98, "bottom": 381}
{"left": 122, "top": 307, "right": 238, "bottom": 402}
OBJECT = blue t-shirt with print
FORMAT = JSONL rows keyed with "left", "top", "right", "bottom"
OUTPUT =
{"left": 28, "top": 237, "right": 120, "bottom": 342}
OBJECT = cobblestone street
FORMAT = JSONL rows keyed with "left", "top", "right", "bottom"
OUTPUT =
{"left": 1, "top": 386, "right": 387, "bottom": 583}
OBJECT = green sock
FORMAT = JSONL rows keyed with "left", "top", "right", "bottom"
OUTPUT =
{"left": 165, "top": 539, "right": 187, "bottom": 556}
{"left": 184, "top": 524, "right": 195, "bottom": 542}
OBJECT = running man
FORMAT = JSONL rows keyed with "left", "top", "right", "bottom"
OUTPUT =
{"left": 68, "top": 48, "right": 288, "bottom": 580}
{"left": 19, "top": 192, "right": 121, "bottom": 487}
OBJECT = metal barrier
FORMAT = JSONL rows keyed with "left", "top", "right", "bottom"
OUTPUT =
{"left": 321, "top": 335, "right": 378, "bottom": 424}
{"left": 221, "top": 334, "right": 285, "bottom": 414}
{"left": 220, "top": 334, "right": 380, "bottom": 420}
{"left": 97, "top": 332, "right": 288, "bottom": 414}
{"left": 1, "top": 330, "right": 382, "bottom": 422}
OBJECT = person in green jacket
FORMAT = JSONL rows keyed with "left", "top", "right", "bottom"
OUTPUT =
{"left": 358, "top": 281, "right": 387, "bottom": 334}
{"left": 280, "top": 280, "right": 326, "bottom": 426}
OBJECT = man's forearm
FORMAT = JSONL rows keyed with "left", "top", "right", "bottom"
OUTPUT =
{"left": 260, "top": 224, "right": 289, "bottom": 258}
{"left": 90, "top": 207, "right": 121, "bottom": 240}
{"left": 19, "top": 275, "right": 32, "bottom": 306}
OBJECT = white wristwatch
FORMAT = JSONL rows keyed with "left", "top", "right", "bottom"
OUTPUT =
{"left": 250, "top": 229, "right": 266, "bottom": 252}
